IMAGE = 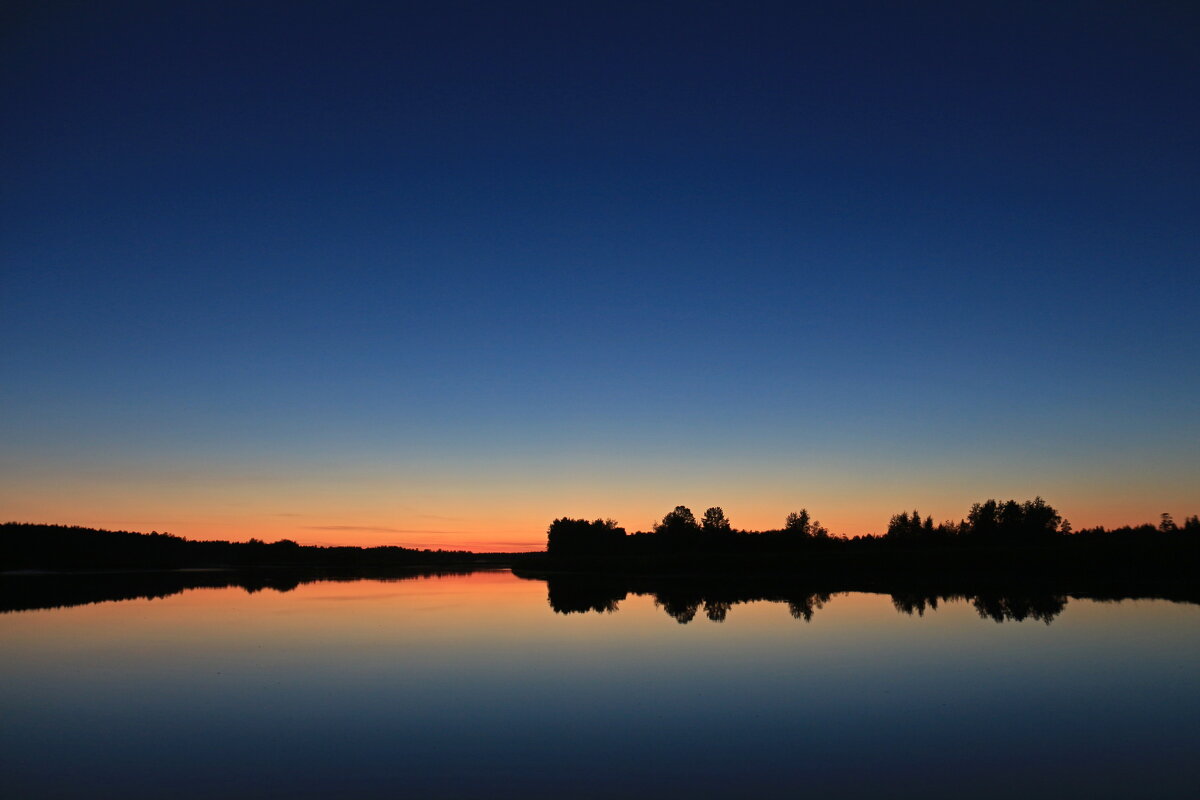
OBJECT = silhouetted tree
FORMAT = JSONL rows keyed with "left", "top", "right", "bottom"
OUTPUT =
{"left": 967, "top": 499, "right": 1000, "bottom": 541}
{"left": 655, "top": 506, "right": 700, "bottom": 538}
{"left": 701, "top": 507, "right": 732, "bottom": 534}
{"left": 1020, "top": 497, "right": 1063, "bottom": 540}
{"left": 786, "top": 592, "right": 829, "bottom": 621}
{"left": 886, "top": 509, "right": 929, "bottom": 542}
{"left": 785, "top": 509, "right": 811, "bottom": 535}
{"left": 998, "top": 500, "right": 1023, "bottom": 535}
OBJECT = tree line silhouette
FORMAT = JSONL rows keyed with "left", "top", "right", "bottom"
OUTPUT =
{"left": 544, "top": 498, "right": 1200, "bottom": 558}
{"left": 0, "top": 522, "right": 511, "bottom": 572}
{"left": 5, "top": 498, "right": 1197, "bottom": 578}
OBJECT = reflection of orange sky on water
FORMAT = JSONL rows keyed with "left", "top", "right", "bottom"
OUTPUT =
{"left": 0, "top": 577, "right": 950, "bottom": 648}
{"left": 1, "top": 572, "right": 550, "bottom": 661}
{"left": 5, "top": 573, "right": 1198, "bottom": 661}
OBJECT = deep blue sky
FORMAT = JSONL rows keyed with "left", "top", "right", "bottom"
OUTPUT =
{"left": 2, "top": 1, "right": 1197, "bottom": 546}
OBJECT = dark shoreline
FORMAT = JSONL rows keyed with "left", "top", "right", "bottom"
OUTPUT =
{"left": 4, "top": 520, "right": 1197, "bottom": 618}
{"left": 4, "top": 544, "right": 1197, "bottom": 620}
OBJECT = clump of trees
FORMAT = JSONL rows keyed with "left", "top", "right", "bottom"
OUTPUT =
{"left": 785, "top": 509, "right": 829, "bottom": 538}
{"left": 1076, "top": 513, "right": 1200, "bottom": 537}
{"left": 877, "top": 500, "right": 1200, "bottom": 546}
{"left": 545, "top": 504, "right": 838, "bottom": 557}
{"left": 1156, "top": 513, "right": 1200, "bottom": 533}
{"left": 650, "top": 505, "right": 743, "bottom": 549}
{"left": 885, "top": 510, "right": 939, "bottom": 542}
{"left": 654, "top": 506, "right": 700, "bottom": 537}
{"left": 546, "top": 517, "right": 626, "bottom": 556}
{"left": 544, "top": 498, "right": 1200, "bottom": 558}
{"left": 962, "top": 497, "right": 1067, "bottom": 543}
{"left": 883, "top": 497, "right": 1070, "bottom": 545}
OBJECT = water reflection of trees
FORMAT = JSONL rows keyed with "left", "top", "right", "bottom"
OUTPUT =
{"left": 526, "top": 572, "right": 1183, "bottom": 625}
{"left": 890, "top": 591, "right": 1067, "bottom": 624}
{"left": 662, "top": 592, "right": 829, "bottom": 623}
{"left": 537, "top": 573, "right": 841, "bottom": 624}
{"left": 0, "top": 567, "right": 482, "bottom": 614}
{"left": 970, "top": 592, "right": 1067, "bottom": 624}
{"left": 546, "top": 575, "right": 627, "bottom": 615}
{"left": 6, "top": 568, "right": 1192, "bottom": 624}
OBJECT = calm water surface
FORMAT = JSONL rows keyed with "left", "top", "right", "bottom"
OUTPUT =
{"left": 2, "top": 570, "right": 1198, "bottom": 799}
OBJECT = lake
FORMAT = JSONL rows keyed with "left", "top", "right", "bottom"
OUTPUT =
{"left": 2, "top": 569, "right": 1198, "bottom": 799}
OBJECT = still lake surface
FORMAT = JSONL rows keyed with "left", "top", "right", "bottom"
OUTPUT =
{"left": 2, "top": 569, "right": 1198, "bottom": 799}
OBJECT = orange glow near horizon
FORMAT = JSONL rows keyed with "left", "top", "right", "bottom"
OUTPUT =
{"left": 5, "top": 498, "right": 1193, "bottom": 552}
{"left": 4, "top": 438, "right": 1196, "bottom": 550}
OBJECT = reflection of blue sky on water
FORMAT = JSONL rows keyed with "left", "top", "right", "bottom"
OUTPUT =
{"left": 2, "top": 573, "right": 1198, "bottom": 798}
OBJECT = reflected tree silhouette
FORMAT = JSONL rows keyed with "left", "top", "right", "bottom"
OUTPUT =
{"left": 891, "top": 593, "right": 941, "bottom": 616}
{"left": 545, "top": 576, "right": 626, "bottom": 614}
{"left": 888, "top": 591, "right": 1066, "bottom": 623}
{"left": 787, "top": 593, "right": 830, "bottom": 622}
{"left": 524, "top": 572, "right": 1199, "bottom": 626}
{"left": 972, "top": 593, "right": 1067, "bottom": 624}
{"left": 704, "top": 599, "right": 732, "bottom": 622}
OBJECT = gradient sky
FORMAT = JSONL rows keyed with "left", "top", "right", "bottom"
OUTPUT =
{"left": 2, "top": 2, "right": 1197, "bottom": 550}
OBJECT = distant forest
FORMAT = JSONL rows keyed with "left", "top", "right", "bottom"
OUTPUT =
{"left": 544, "top": 498, "right": 1200, "bottom": 557}
{"left": 0, "top": 522, "right": 509, "bottom": 572}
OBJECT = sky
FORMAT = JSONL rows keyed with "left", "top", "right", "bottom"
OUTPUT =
{"left": 2, "top": 1, "right": 1198, "bottom": 550}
